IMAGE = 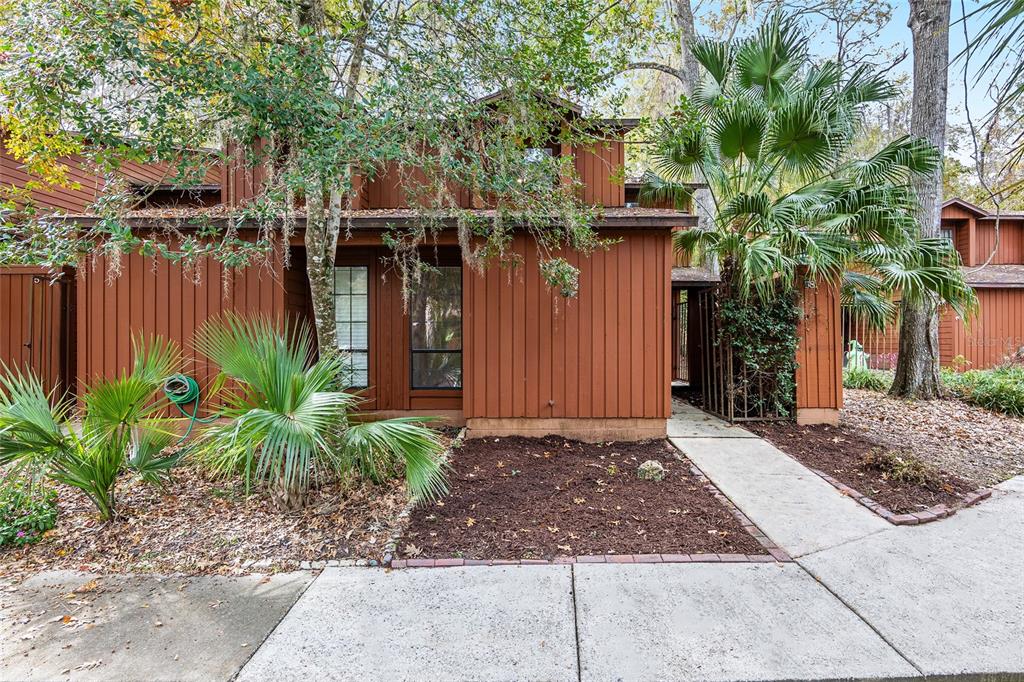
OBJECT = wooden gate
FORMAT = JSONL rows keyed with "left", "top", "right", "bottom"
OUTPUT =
{"left": 0, "top": 266, "right": 74, "bottom": 397}
{"left": 696, "top": 287, "right": 790, "bottom": 422}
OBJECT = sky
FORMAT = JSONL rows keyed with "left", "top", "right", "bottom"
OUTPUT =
{"left": 690, "top": 0, "right": 1004, "bottom": 129}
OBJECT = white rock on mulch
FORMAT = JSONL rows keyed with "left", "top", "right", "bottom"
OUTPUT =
{"left": 842, "top": 389, "right": 1024, "bottom": 486}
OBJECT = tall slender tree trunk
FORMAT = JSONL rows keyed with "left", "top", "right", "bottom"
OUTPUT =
{"left": 672, "top": 0, "right": 717, "bottom": 275}
{"left": 300, "top": 0, "right": 368, "bottom": 356}
{"left": 891, "top": 0, "right": 950, "bottom": 399}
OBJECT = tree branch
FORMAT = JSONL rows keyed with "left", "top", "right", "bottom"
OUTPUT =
{"left": 596, "top": 61, "right": 685, "bottom": 85}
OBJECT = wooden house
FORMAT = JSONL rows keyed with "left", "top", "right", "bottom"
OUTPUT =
{"left": 845, "top": 198, "right": 1024, "bottom": 370}
{"left": 1, "top": 104, "right": 844, "bottom": 438}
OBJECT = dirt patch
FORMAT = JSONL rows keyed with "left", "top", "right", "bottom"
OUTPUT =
{"left": 0, "top": 467, "right": 407, "bottom": 578}
{"left": 400, "top": 436, "right": 766, "bottom": 560}
{"left": 747, "top": 421, "right": 976, "bottom": 514}
{"left": 842, "top": 389, "right": 1024, "bottom": 486}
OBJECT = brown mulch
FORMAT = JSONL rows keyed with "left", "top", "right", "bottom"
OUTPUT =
{"left": 0, "top": 467, "right": 407, "bottom": 578}
{"left": 842, "top": 389, "right": 1024, "bottom": 486}
{"left": 400, "top": 436, "right": 766, "bottom": 560}
{"left": 747, "top": 420, "right": 977, "bottom": 514}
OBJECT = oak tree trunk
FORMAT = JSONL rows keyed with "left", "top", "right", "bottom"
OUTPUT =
{"left": 305, "top": 179, "right": 340, "bottom": 354}
{"left": 300, "top": 0, "right": 366, "bottom": 358}
{"left": 891, "top": 0, "right": 950, "bottom": 399}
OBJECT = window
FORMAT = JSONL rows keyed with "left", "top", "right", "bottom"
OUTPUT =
{"left": 334, "top": 266, "right": 369, "bottom": 387}
{"left": 940, "top": 226, "right": 955, "bottom": 246}
{"left": 524, "top": 147, "right": 553, "bottom": 163}
{"left": 410, "top": 266, "right": 462, "bottom": 389}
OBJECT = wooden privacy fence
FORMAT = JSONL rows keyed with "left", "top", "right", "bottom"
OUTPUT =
{"left": 0, "top": 266, "right": 74, "bottom": 397}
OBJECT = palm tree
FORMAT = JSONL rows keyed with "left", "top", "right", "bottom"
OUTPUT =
{"left": 190, "top": 315, "right": 448, "bottom": 511}
{"left": 645, "top": 13, "right": 975, "bottom": 321}
{"left": 0, "top": 337, "right": 182, "bottom": 521}
{"left": 643, "top": 13, "right": 976, "bottom": 415}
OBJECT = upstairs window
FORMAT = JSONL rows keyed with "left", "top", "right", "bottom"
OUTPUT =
{"left": 334, "top": 266, "right": 369, "bottom": 388}
{"left": 410, "top": 266, "right": 462, "bottom": 389}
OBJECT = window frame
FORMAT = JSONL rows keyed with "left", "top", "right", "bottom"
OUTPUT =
{"left": 332, "top": 259, "right": 373, "bottom": 392}
{"left": 408, "top": 264, "right": 463, "bottom": 391}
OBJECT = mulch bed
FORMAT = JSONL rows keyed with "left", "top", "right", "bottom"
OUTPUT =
{"left": 0, "top": 467, "right": 407, "bottom": 578}
{"left": 399, "top": 436, "right": 766, "bottom": 560}
{"left": 747, "top": 421, "right": 977, "bottom": 515}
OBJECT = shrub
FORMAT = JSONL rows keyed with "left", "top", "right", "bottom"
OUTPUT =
{"left": 0, "top": 479, "right": 58, "bottom": 546}
{"left": 0, "top": 336, "right": 182, "bottom": 521}
{"left": 191, "top": 315, "right": 448, "bottom": 510}
{"left": 862, "top": 449, "right": 942, "bottom": 488}
{"left": 843, "top": 367, "right": 893, "bottom": 392}
{"left": 943, "top": 366, "right": 1024, "bottom": 417}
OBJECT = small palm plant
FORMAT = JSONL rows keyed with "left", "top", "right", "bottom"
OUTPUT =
{"left": 645, "top": 13, "right": 977, "bottom": 321}
{"left": 191, "top": 315, "right": 448, "bottom": 511}
{"left": 0, "top": 337, "right": 182, "bottom": 522}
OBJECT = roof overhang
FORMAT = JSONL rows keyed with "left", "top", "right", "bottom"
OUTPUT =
{"left": 50, "top": 207, "right": 698, "bottom": 231}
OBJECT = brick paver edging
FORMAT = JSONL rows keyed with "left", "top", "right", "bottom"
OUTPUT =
{"left": 809, "top": 467, "right": 993, "bottom": 526}
{"left": 388, "top": 442, "right": 791, "bottom": 569}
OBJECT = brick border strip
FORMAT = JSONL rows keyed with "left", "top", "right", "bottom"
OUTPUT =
{"left": 388, "top": 445, "right": 791, "bottom": 569}
{"left": 809, "top": 468, "right": 993, "bottom": 526}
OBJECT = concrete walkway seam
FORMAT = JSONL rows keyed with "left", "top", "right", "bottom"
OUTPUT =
{"left": 229, "top": 570, "right": 320, "bottom": 682}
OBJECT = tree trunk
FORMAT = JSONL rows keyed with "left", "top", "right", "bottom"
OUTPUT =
{"left": 672, "top": 0, "right": 717, "bottom": 273}
{"left": 671, "top": 0, "right": 701, "bottom": 95}
{"left": 891, "top": 0, "right": 950, "bottom": 399}
{"left": 305, "top": 178, "right": 340, "bottom": 354}
{"left": 300, "top": 0, "right": 366, "bottom": 357}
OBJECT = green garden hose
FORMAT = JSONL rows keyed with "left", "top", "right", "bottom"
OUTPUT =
{"left": 162, "top": 374, "right": 219, "bottom": 442}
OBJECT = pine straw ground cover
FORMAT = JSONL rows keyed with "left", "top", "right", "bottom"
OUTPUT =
{"left": 0, "top": 467, "right": 407, "bottom": 579}
{"left": 399, "top": 436, "right": 765, "bottom": 560}
{"left": 749, "top": 389, "right": 1024, "bottom": 515}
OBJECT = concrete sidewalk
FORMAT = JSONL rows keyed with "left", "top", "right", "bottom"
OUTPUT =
{"left": 2, "top": 405, "right": 1020, "bottom": 681}
{"left": 0, "top": 570, "right": 312, "bottom": 681}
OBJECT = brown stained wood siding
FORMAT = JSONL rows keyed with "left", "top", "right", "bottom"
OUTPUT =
{"left": 361, "top": 162, "right": 472, "bottom": 210}
{"left": 0, "top": 267, "right": 72, "bottom": 396}
{"left": 75, "top": 246, "right": 286, "bottom": 394}
{"left": 796, "top": 280, "right": 842, "bottom": 411}
{"left": 941, "top": 288, "right": 1024, "bottom": 368}
{"left": 2, "top": 140, "right": 220, "bottom": 214}
{"left": 573, "top": 141, "right": 625, "bottom": 207}
{"left": 974, "top": 220, "right": 1024, "bottom": 265}
{"left": 462, "top": 230, "right": 672, "bottom": 419}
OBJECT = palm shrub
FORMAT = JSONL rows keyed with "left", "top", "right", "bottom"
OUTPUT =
{"left": 0, "top": 338, "right": 182, "bottom": 522}
{"left": 190, "top": 315, "right": 448, "bottom": 511}
{"left": 644, "top": 13, "right": 976, "bottom": 414}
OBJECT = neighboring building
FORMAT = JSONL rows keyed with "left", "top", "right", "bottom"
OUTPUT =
{"left": 1, "top": 101, "right": 843, "bottom": 437}
{"left": 845, "top": 198, "right": 1024, "bottom": 370}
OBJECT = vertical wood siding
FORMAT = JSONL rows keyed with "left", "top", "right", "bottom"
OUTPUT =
{"left": 940, "top": 287, "right": 1024, "bottom": 368}
{"left": 2, "top": 140, "right": 220, "bottom": 214}
{"left": 75, "top": 246, "right": 286, "bottom": 393}
{"left": 463, "top": 230, "right": 672, "bottom": 419}
{"left": 361, "top": 162, "right": 472, "bottom": 209}
{"left": 974, "top": 220, "right": 1024, "bottom": 265}
{"left": 796, "top": 281, "right": 842, "bottom": 411}
{"left": 0, "top": 267, "right": 72, "bottom": 395}
{"left": 573, "top": 141, "right": 625, "bottom": 207}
